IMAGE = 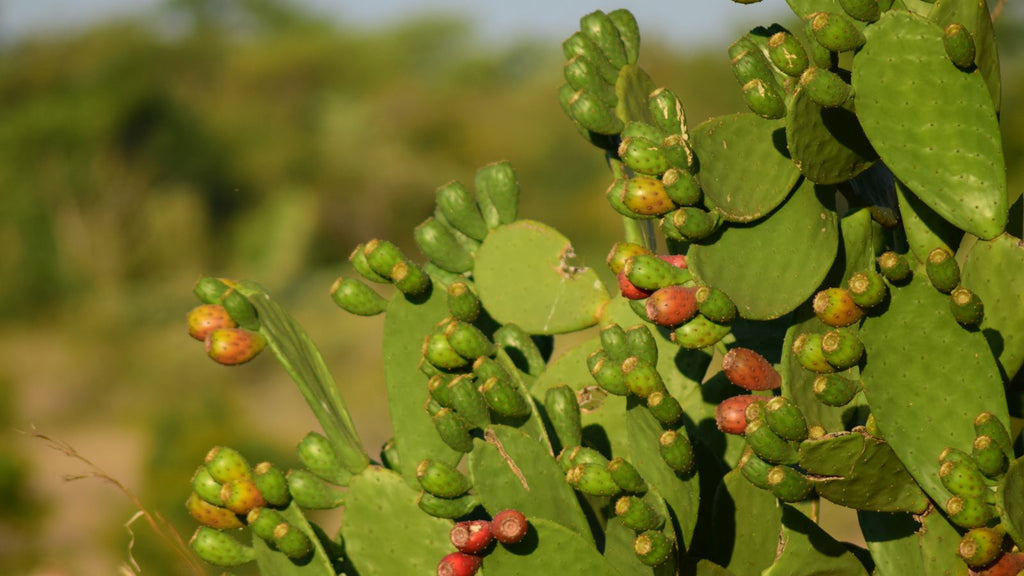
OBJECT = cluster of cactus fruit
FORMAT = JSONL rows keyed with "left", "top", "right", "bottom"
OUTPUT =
{"left": 178, "top": 2, "right": 1024, "bottom": 575}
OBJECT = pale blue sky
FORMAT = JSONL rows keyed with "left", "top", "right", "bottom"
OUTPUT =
{"left": 0, "top": 0, "right": 794, "bottom": 47}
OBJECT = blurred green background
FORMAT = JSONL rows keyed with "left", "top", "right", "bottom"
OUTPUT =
{"left": 1, "top": 1, "right": 1022, "bottom": 574}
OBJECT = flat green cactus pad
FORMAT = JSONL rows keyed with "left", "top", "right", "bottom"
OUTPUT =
{"left": 483, "top": 517, "right": 620, "bottom": 576}
{"left": 252, "top": 503, "right": 337, "bottom": 576}
{"left": 859, "top": 273, "right": 1008, "bottom": 506}
{"left": 341, "top": 467, "right": 453, "bottom": 575}
{"left": 690, "top": 113, "right": 800, "bottom": 223}
{"left": 474, "top": 220, "right": 609, "bottom": 334}
{"left": 857, "top": 511, "right": 927, "bottom": 576}
{"left": 799, "top": 432, "right": 930, "bottom": 513}
{"left": 998, "top": 456, "right": 1024, "bottom": 549}
{"left": 709, "top": 469, "right": 782, "bottom": 576}
{"left": 604, "top": 517, "right": 675, "bottom": 576}
{"left": 785, "top": 86, "right": 876, "bottom": 185}
{"left": 852, "top": 11, "right": 1006, "bottom": 240}
{"left": 961, "top": 233, "right": 1024, "bottom": 380}
{"left": 468, "top": 424, "right": 592, "bottom": 542}
{"left": 894, "top": 180, "right": 961, "bottom": 264}
{"left": 689, "top": 178, "right": 838, "bottom": 320}
{"left": 762, "top": 505, "right": 870, "bottom": 576}
{"left": 616, "top": 64, "right": 657, "bottom": 126}
{"left": 918, "top": 509, "right": 970, "bottom": 576}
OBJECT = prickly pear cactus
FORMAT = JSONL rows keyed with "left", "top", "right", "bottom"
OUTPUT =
{"left": 178, "top": 3, "right": 1024, "bottom": 575}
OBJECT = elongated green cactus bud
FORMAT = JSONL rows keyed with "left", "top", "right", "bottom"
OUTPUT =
{"left": 446, "top": 282, "right": 480, "bottom": 323}
{"left": 608, "top": 457, "right": 647, "bottom": 494}
{"left": 445, "top": 320, "right": 495, "bottom": 360}
{"left": 600, "top": 324, "right": 631, "bottom": 362}
{"left": 945, "top": 495, "right": 994, "bottom": 529}
{"left": 479, "top": 376, "right": 530, "bottom": 418}
{"left": 363, "top": 239, "right": 406, "bottom": 279}
{"left": 205, "top": 446, "right": 251, "bottom": 485}
{"left": 564, "top": 55, "right": 617, "bottom": 107}
{"left": 804, "top": 17, "right": 838, "bottom": 70}
{"left": 193, "top": 276, "right": 231, "bottom": 304}
{"left": 623, "top": 119, "right": 666, "bottom": 141}
{"left": 958, "top": 526, "right": 1007, "bottom": 568}
{"left": 348, "top": 243, "right": 390, "bottom": 283}
{"left": 190, "top": 526, "right": 255, "bottom": 567}
{"left": 579, "top": 10, "right": 628, "bottom": 69}
{"left": 745, "top": 419, "right": 799, "bottom": 465}
{"left": 810, "top": 11, "right": 865, "bottom": 53}
{"left": 974, "top": 412, "right": 1013, "bottom": 457}
{"left": 330, "top": 277, "right": 388, "bottom": 316}
{"left": 792, "top": 332, "right": 835, "bottom": 373}
{"left": 218, "top": 287, "right": 260, "bottom": 331}
{"left": 622, "top": 357, "right": 667, "bottom": 399}
{"left": 390, "top": 260, "right": 431, "bottom": 297}
{"left": 672, "top": 314, "right": 730, "bottom": 350}
{"left": 414, "top": 218, "right": 474, "bottom": 274}
{"left": 621, "top": 176, "right": 676, "bottom": 217}
{"left": 625, "top": 254, "right": 691, "bottom": 291}
{"left": 252, "top": 462, "right": 290, "bottom": 508}
{"left": 615, "top": 495, "right": 664, "bottom": 532}
{"left": 661, "top": 135, "right": 693, "bottom": 171}
{"left": 417, "top": 459, "right": 472, "bottom": 499}
{"left": 878, "top": 251, "right": 911, "bottom": 283}
{"left": 423, "top": 331, "right": 469, "bottom": 371}
{"left": 545, "top": 385, "right": 582, "bottom": 450}
{"left": 619, "top": 137, "right": 671, "bottom": 176}
{"left": 662, "top": 206, "right": 721, "bottom": 242}
{"left": 839, "top": 0, "right": 881, "bottom": 22}
{"left": 739, "top": 448, "right": 773, "bottom": 490}
{"left": 768, "top": 29, "right": 809, "bottom": 76}
{"left": 765, "top": 396, "right": 809, "bottom": 442}
{"left": 813, "top": 287, "right": 863, "bottom": 327}
{"left": 647, "top": 391, "right": 683, "bottom": 425}
{"left": 186, "top": 492, "right": 243, "bottom": 530}
{"left": 950, "top": 287, "right": 984, "bottom": 327}
{"left": 432, "top": 407, "right": 474, "bottom": 453}
{"left": 288, "top": 469, "right": 345, "bottom": 509}
{"left": 939, "top": 451, "right": 988, "bottom": 499}
{"left": 695, "top": 286, "right": 737, "bottom": 324}
{"left": 607, "top": 9, "right": 639, "bottom": 65}
{"left": 812, "top": 374, "right": 861, "bottom": 407}
{"left": 971, "top": 435, "right": 1008, "bottom": 479}
{"left": 767, "top": 465, "right": 813, "bottom": 502}
{"left": 418, "top": 490, "right": 479, "bottom": 519}
{"left": 247, "top": 506, "right": 286, "bottom": 542}
{"left": 298, "top": 431, "right": 350, "bottom": 486}
{"left": 562, "top": 445, "right": 611, "bottom": 470}
{"left": 926, "top": 247, "right": 960, "bottom": 293}
{"left": 569, "top": 89, "right": 623, "bottom": 135}
{"left": 492, "top": 323, "right": 548, "bottom": 377}
{"left": 447, "top": 374, "right": 491, "bottom": 428}
{"left": 590, "top": 354, "right": 629, "bottom": 395}
{"left": 661, "top": 168, "right": 701, "bottom": 207}
{"left": 800, "top": 66, "right": 852, "bottom": 108}
{"left": 634, "top": 530, "right": 674, "bottom": 566}
{"left": 192, "top": 465, "right": 224, "bottom": 506}
{"left": 944, "top": 23, "right": 976, "bottom": 70}
{"left": 729, "top": 36, "right": 776, "bottom": 87}
{"left": 658, "top": 429, "right": 695, "bottom": 474}
{"left": 562, "top": 32, "right": 618, "bottom": 84}
{"left": 742, "top": 78, "right": 787, "bottom": 119}
{"left": 820, "top": 329, "right": 864, "bottom": 370}
{"left": 273, "top": 521, "right": 313, "bottom": 561}
{"left": 624, "top": 324, "right": 659, "bottom": 366}
{"left": 427, "top": 374, "right": 455, "bottom": 407}
{"left": 435, "top": 181, "right": 490, "bottom": 242}
{"left": 474, "top": 160, "right": 519, "bottom": 228}
{"left": 847, "top": 270, "right": 887, "bottom": 308}
{"left": 471, "top": 355, "right": 507, "bottom": 384}
{"left": 567, "top": 462, "right": 621, "bottom": 496}
{"left": 648, "top": 87, "right": 686, "bottom": 136}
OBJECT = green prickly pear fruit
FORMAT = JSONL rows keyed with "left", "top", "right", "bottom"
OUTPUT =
{"left": 623, "top": 121, "right": 665, "bottom": 142}
{"left": 799, "top": 66, "right": 852, "bottom": 108}
{"left": 696, "top": 286, "right": 737, "bottom": 324}
{"left": 926, "top": 247, "right": 960, "bottom": 293}
{"left": 192, "top": 464, "right": 224, "bottom": 506}
{"left": 820, "top": 329, "right": 864, "bottom": 370}
{"left": 625, "top": 323, "right": 659, "bottom": 366}
{"left": 615, "top": 495, "right": 664, "bottom": 532}
{"left": 945, "top": 495, "right": 994, "bottom": 529}
{"left": 436, "top": 181, "right": 489, "bottom": 242}
{"left": 767, "top": 465, "right": 814, "bottom": 502}
{"left": 330, "top": 277, "right": 389, "bottom": 316}
{"left": 723, "top": 347, "right": 782, "bottom": 391}
{"left": 590, "top": 354, "right": 630, "bottom": 395}
{"left": 975, "top": 412, "right": 1013, "bottom": 457}
{"left": 432, "top": 407, "right": 474, "bottom": 453}
{"left": 417, "top": 459, "right": 472, "bottom": 499}
{"left": 600, "top": 324, "right": 631, "bottom": 362}
{"left": 672, "top": 314, "right": 730, "bottom": 349}
{"left": 438, "top": 552, "right": 483, "bottom": 576}
{"left": 804, "top": 17, "right": 838, "bottom": 70}
{"left": 812, "top": 374, "right": 861, "bottom": 407}
{"left": 625, "top": 254, "right": 691, "bottom": 291}
{"left": 186, "top": 491, "right": 244, "bottom": 530}
{"left": 193, "top": 276, "right": 232, "bottom": 305}
{"left": 745, "top": 419, "right": 799, "bottom": 465}
{"left": 414, "top": 217, "right": 474, "bottom": 274}
{"left": 634, "top": 530, "right": 674, "bottom": 567}
{"left": 471, "top": 355, "right": 507, "bottom": 383}
{"left": 560, "top": 445, "right": 611, "bottom": 472}
{"left": 450, "top": 520, "right": 494, "bottom": 555}
{"left": 622, "top": 357, "right": 668, "bottom": 399}
{"left": 425, "top": 398, "right": 444, "bottom": 417}
{"left": 729, "top": 36, "right": 776, "bottom": 87}
{"left": 959, "top": 526, "right": 1008, "bottom": 569}
{"left": 877, "top": 251, "right": 911, "bottom": 283}
{"left": 205, "top": 446, "right": 251, "bottom": 485}
{"left": 190, "top": 526, "right": 255, "bottom": 567}
{"left": 545, "top": 385, "right": 582, "bottom": 450}
{"left": 492, "top": 509, "right": 529, "bottom": 544}
{"left": 247, "top": 506, "right": 286, "bottom": 542}
{"left": 648, "top": 87, "right": 685, "bottom": 136}
{"left": 188, "top": 304, "right": 237, "bottom": 342}
{"left": 287, "top": 469, "right": 345, "bottom": 509}
{"left": 619, "top": 137, "right": 671, "bottom": 176}
{"left": 219, "top": 287, "right": 260, "bottom": 331}
{"left": 349, "top": 243, "right": 390, "bottom": 283}
{"left": 792, "top": 332, "right": 836, "bottom": 373}
{"left": 446, "top": 282, "right": 480, "bottom": 323}
{"left": 423, "top": 331, "right": 469, "bottom": 371}
{"left": 480, "top": 377, "right": 530, "bottom": 419}
{"left": 768, "top": 29, "right": 809, "bottom": 77}
{"left": 474, "top": 160, "right": 519, "bottom": 228}
{"left": 661, "top": 168, "right": 702, "bottom": 207}
{"left": 579, "top": 10, "right": 629, "bottom": 69}
{"left": 764, "top": 396, "right": 809, "bottom": 442}
{"left": 362, "top": 239, "right": 405, "bottom": 279}
{"left": 950, "top": 287, "right": 984, "bottom": 327}
{"left": 621, "top": 176, "right": 676, "bottom": 217}
{"left": 252, "top": 462, "right": 290, "bottom": 508}
{"left": 661, "top": 135, "right": 693, "bottom": 172}
{"left": 428, "top": 374, "right": 455, "bottom": 407}
{"left": 716, "top": 395, "right": 764, "bottom": 435}
{"left": 662, "top": 206, "right": 722, "bottom": 242}
{"left": 206, "top": 328, "right": 266, "bottom": 366}
{"left": 647, "top": 390, "right": 683, "bottom": 426}
{"left": 444, "top": 320, "right": 495, "bottom": 360}
{"left": 219, "top": 477, "right": 266, "bottom": 515}
{"left": 658, "top": 429, "right": 695, "bottom": 474}
{"left": 944, "top": 23, "right": 976, "bottom": 70}
{"left": 569, "top": 89, "right": 623, "bottom": 135}
{"left": 939, "top": 453, "right": 988, "bottom": 499}
{"left": 742, "top": 78, "right": 787, "bottom": 119}
{"left": 972, "top": 436, "right": 1008, "bottom": 479}
{"left": 389, "top": 259, "right": 431, "bottom": 297}
{"left": 562, "top": 32, "right": 618, "bottom": 84}
{"left": 738, "top": 448, "right": 773, "bottom": 490}
{"left": 298, "top": 431, "right": 350, "bottom": 486}
{"left": 418, "top": 490, "right": 479, "bottom": 519}
{"left": 617, "top": 269, "right": 653, "bottom": 300}
{"left": 447, "top": 374, "right": 491, "bottom": 428}
{"left": 809, "top": 11, "right": 866, "bottom": 53}
{"left": 567, "top": 462, "right": 621, "bottom": 496}
{"left": 607, "top": 242, "right": 651, "bottom": 275}
{"left": 273, "top": 521, "right": 313, "bottom": 561}
{"left": 607, "top": 457, "right": 647, "bottom": 494}
{"left": 564, "top": 55, "right": 617, "bottom": 107}
{"left": 847, "top": 270, "right": 887, "bottom": 309}
{"left": 607, "top": 9, "right": 640, "bottom": 65}
{"left": 645, "top": 285, "right": 699, "bottom": 327}
{"left": 813, "top": 287, "right": 863, "bottom": 327}
{"left": 839, "top": 0, "right": 881, "bottom": 22}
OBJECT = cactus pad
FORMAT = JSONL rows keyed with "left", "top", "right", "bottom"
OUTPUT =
{"left": 252, "top": 504, "right": 337, "bottom": 576}
{"left": 709, "top": 468, "right": 782, "bottom": 576}
{"left": 483, "top": 517, "right": 621, "bottom": 576}
{"left": 961, "top": 233, "right": 1024, "bottom": 380}
{"left": 762, "top": 505, "right": 870, "bottom": 575}
{"left": 785, "top": 85, "right": 876, "bottom": 185}
{"left": 998, "top": 456, "right": 1024, "bottom": 549}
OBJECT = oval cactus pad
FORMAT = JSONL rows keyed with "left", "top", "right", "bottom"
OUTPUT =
{"left": 785, "top": 85, "right": 876, "bottom": 185}
{"left": 475, "top": 220, "right": 609, "bottom": 334}
{"left": 852, "top": 11, "right": 1006, "bottom": 239}
{"left": 483, "top": 518, "right": 620, "bottom": 576}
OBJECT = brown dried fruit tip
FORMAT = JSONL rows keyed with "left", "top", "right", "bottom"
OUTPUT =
{"left": 722, "top": 348, "right": 782, "bottom": 391}
{"left": 450, "top": 520, "right": 494, "bottom": 555}
{"left": 437, "top": 552, "right": 483, "bottom": 576}
{"left": 715, "top": 395, "right": 764, "bottom": 435}
{"left": 492, "top": 509, "right": 528, "bottom": 544}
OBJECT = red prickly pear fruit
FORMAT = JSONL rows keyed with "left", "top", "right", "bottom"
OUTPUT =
{"left": 715, "top": 395, "right": 764, "bottom": 435}
{"left": 205, "top": 328, "right": 266, "bottom": 366}
{"left": 450, "top": 520, "right": 494, "bottom": 555}
{"left": 492, "top": 509, "right": 528, "bottom": 544}
{"left": 657, "top": 254, "right": 687, "bottom": 269}
{"left": 968, "top": 551, "right": 1024, "bottom": 576}
{"left": 812, "top": 288, "right": 863, "bottom": 328}
{"left": 722, "top": 348, "right": 782, "bottom": 391}
{"left": 437, "top": 552, "right": 482, "bottom": 576}
{"left": 618, "top": 269, "right": 653, "bottom": 300}
{"left": 645, "top": 285, "right": 699, "bottom": 327}
{"left": 188, "top": 304, "right": 237, "bottom": 341}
